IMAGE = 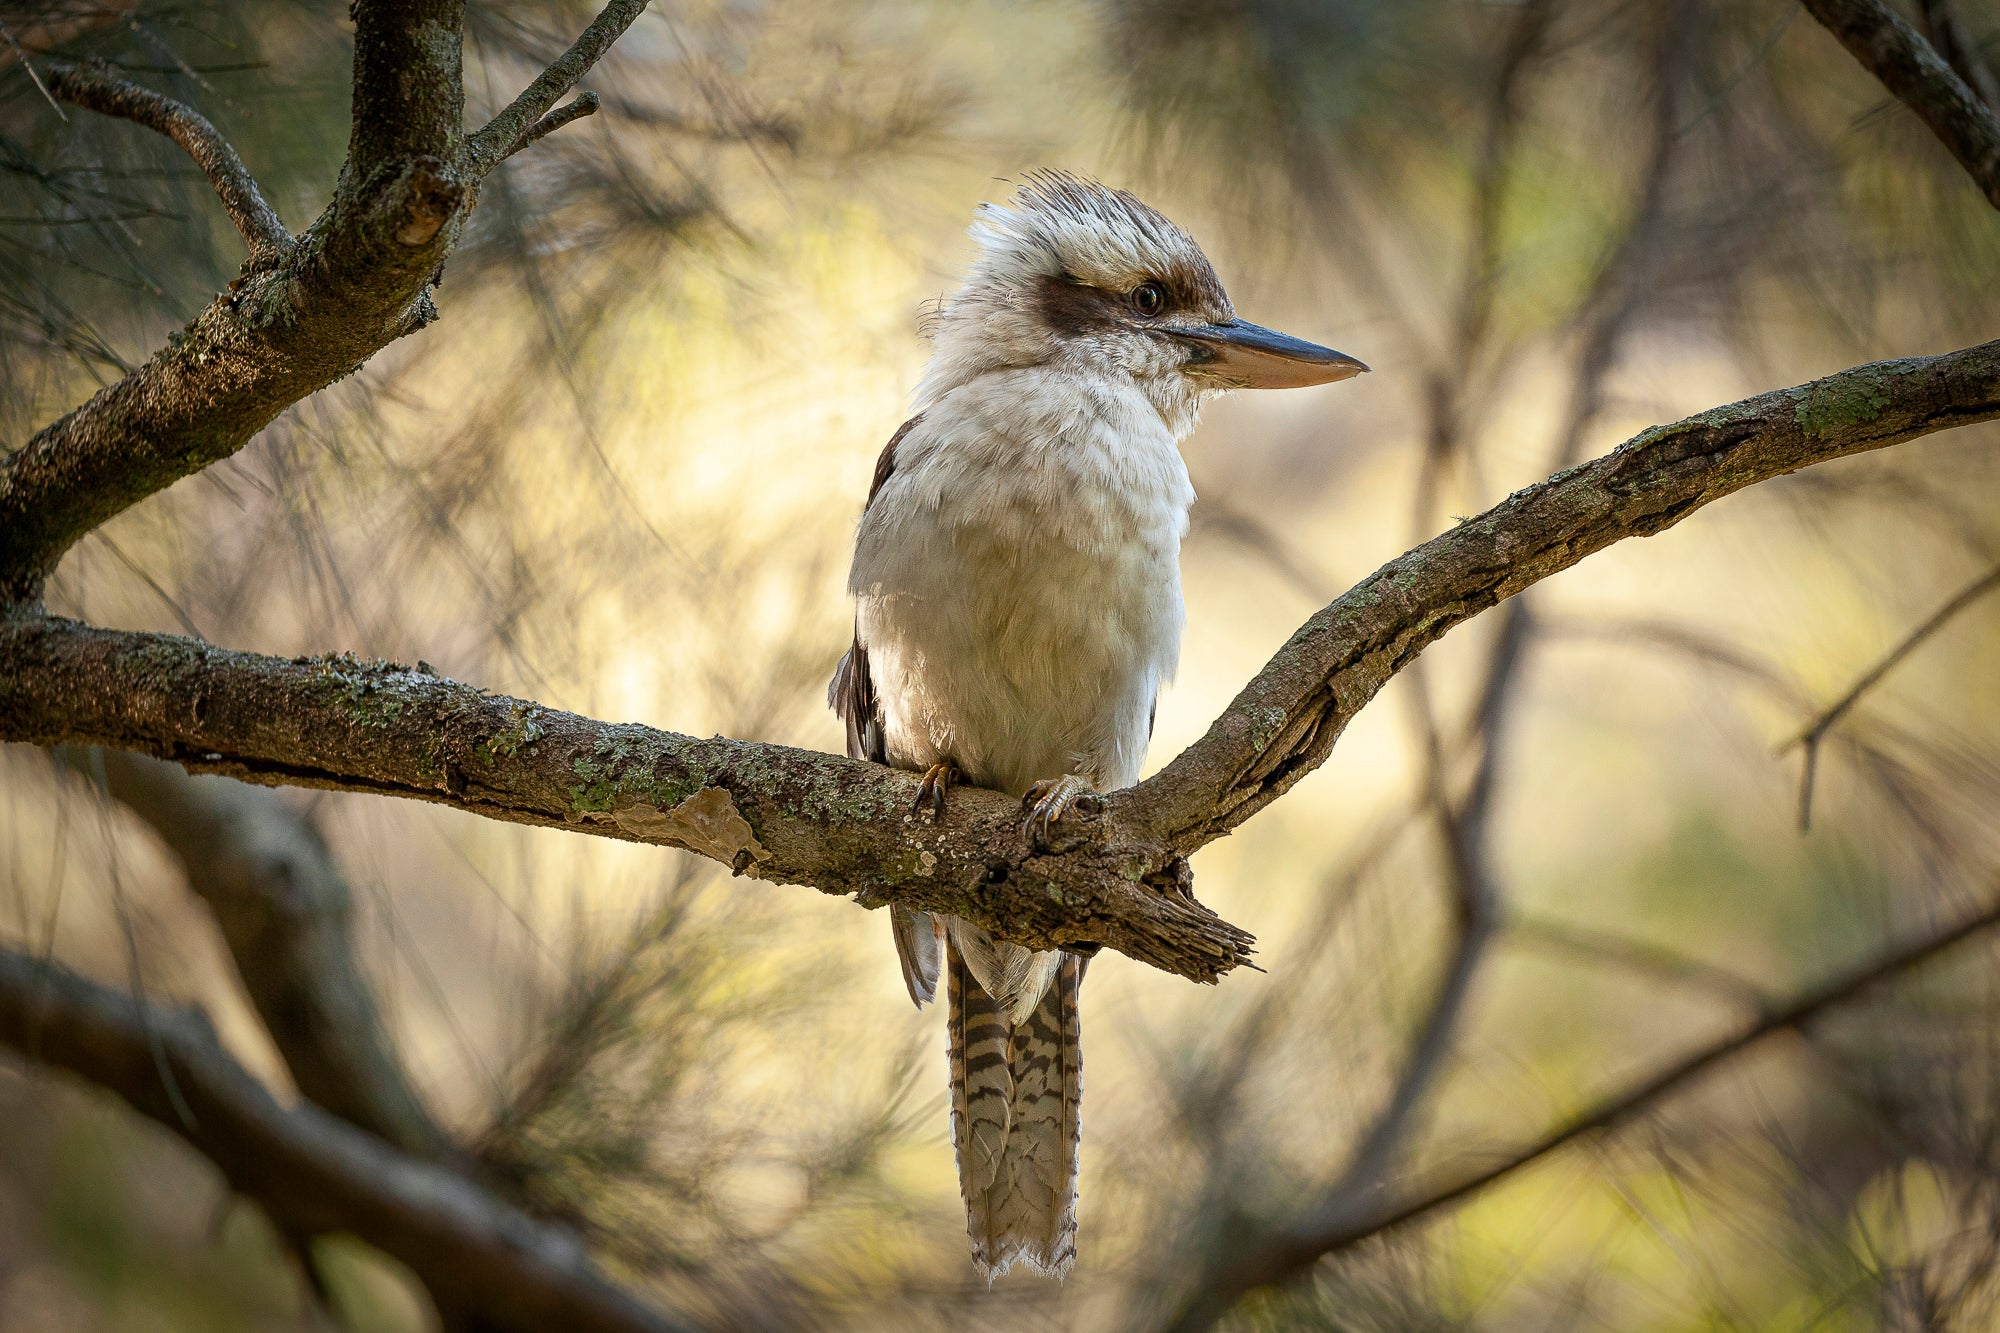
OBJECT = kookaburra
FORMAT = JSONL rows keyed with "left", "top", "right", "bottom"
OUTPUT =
{"left": 830, "top": 172, "right": 1365, "bottom": 1279}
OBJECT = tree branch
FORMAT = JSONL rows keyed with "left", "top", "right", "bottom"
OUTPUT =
{"left": 5, "top": 343, "right": 1995, "bottom": 985}
{"left": 0, "top": 947, "right": 693, "bottom": 1333}
{"left": 0, "top": 137, "right": 464, "bottom": 608}
{"left": 40, "top": 59, "right": 291, "bottom": 261}
{"left": 0, "top": 627, "right": 1254, "bottom": 983}
{"left": 1784, "top": 560, "right": 2000, "bottom": 829}
{"left": 51, "top": 746, "right": 454, "bottom": 1161}
{"left": 1160, "top": 888, "right": 2000, "bottom": 1330}
{"left": 0, "top": 2, "right": 665, "bottom": 611}
{"left": 463, "top": 1, "right": 651, "bottom": 175}
{"left": 347, "top": 0, "right": 466, "bottom": 175}
{"left": 1318, "top": 0, "right": 1695, "bottom": 1203}
{"left": 513, "top": 91, "right": 602, "bottom": 155}
{"left": 1919, "top": 0, "right": 2000, "bottom": 112}
{"left": 1127, "top": 338, "right": 2000, "bottom": 857}
{"left": 1800, "top": 0, "right": 2000, "bottom": 211}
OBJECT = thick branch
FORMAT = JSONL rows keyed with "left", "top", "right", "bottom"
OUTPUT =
{"left": 1128, "top": 339, "right": 2000, "bottom": 854}
{"left": 4, "top": 345, "right": 1996, "bottom": 985}
{"left": 463, "top": 2, "right": 651, "bottom": 174}
{"left": 1162, "top": 889, "right": 2000, "bottom": 1330}
{"left": 53, "top": 747, "right": 453, "bottom": 1160}
{"left": 0, "top": 947, "right": 688, "bottom": 1333}
{"left": 1801, "top": 0, "right": 2000, "bottom": 210}
{"left": 347, "top": 0, "right": 466, "bottom": 174}
{"left": 1, "top": 15, "right": 507, "bottom": 609}
{"left": 0, "top": 626, "right": 1253, "bottom": 983}
{"left": 41, "top": 59, "right": 291, "bottom": 260}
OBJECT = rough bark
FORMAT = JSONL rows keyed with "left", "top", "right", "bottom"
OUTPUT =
{"left": 0, "top": 627, "right": 1252, "bottom": 982}
{"left": 347, "top": 0, "right": 467, "bottom": 175}
{"left": 0, "top": 2, "right": 646, "bottom": 609}
{"left": 0, "top": 3, "right": 1995, "bottom": 1328}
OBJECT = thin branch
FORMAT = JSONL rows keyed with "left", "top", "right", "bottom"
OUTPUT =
{"left": 512, "top": 91, "right": 601, "bottom": 156}
{"left": 0, "top": 20, "right": 66, "bottom": 118}
{"left": 41, "top": 59, "right": 290, "bottom": 260}
{"left": 1173, "top": 15, "right": 1689, "bottom": 1251}
{"left": 1506, "top": 912, "right": 1773, "bottom": 1013}
{"left": 1409, "top": 0, "right": 1555, "bottom": 527}
{"left": 1800, "top": 0, "right": 2000, "bottom": 211}
{"left": 1324, "top": 6, "right": 1698, "bottom": 1190}
{"left": 1785, "top": 561, "right": 2000, "bottom": 829}
{"left": 463, "top": 1, "right": 651, "bottom": 176}
{"left": 51, "top": 747, "right": 455, "bottom": 1161}
{"left": 0, "top": 947, "right": 694, "bottom": 1333}
{"left": 1160, "top": 889, "right": 2000, "bottom": 1330}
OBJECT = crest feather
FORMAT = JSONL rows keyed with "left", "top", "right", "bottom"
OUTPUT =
{"left": 964, "top": 170, "right": 1228, "bottom": 309}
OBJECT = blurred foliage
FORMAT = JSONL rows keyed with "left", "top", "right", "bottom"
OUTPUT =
{"left": 3, "top": 0, "right": 2000, "bottom": 1329}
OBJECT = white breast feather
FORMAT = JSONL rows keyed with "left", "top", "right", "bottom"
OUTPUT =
{"left": 849, "top": 365, "right": 1193, "bottom": 797}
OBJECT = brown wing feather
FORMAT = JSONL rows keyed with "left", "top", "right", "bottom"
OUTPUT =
{"left": 827, "top": 636, "right": 883, "bottom": 764}
{"left": 891, "top": 904, "right": 944, "bottom": 1007}
{"left": 831, "top": 413, "right": 943, "bottom": 1005}
{"left": 864, "top": 412, "right": 923, "bottom": 513}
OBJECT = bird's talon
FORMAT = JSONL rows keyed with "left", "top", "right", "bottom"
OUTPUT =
{"left": 1021, "top": 775, "right": 1093, "bottom": 847}
{"left": 911, "top": 762, "right": 959, "bottom": 819}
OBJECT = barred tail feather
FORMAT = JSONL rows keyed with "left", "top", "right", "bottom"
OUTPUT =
{"left": 947, "top": 937, "right": 1083, "bottom": 1280}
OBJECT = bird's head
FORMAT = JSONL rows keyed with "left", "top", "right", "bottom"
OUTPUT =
{"left": 915, "top": 171, "right": 1366, "bottom": 435}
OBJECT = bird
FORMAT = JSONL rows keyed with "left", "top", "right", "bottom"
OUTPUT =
{"left": 829, "top": 171, "right": 1366, "bottom": 1280}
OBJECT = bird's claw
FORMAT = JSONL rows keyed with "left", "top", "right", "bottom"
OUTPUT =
{"left": 912, "top": 762, "right": 958, "bottom": 819}
{"left": 1022, "top": 774, "right": 1094, "bottom": 847}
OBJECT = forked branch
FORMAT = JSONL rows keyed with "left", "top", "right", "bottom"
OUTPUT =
{"left": 515, "top": 91, "right": 603, "bottom": 153}
{"left": 464, "top": 1, "right": 651, "bottom": 173}
{"left": 1785, "top": 560, "right": 2000, "bottom": 829}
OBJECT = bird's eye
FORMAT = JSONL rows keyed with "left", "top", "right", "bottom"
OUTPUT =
{"left": 1129, "top": 281, "right": 1166, "bottom": 317}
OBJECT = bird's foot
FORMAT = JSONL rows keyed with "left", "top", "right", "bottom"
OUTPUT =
{"left": 912, "top": 762, "right": 958, "bottom": 819}
{"left": 1021, "top": 774, "right": 1097, "bottom": 847}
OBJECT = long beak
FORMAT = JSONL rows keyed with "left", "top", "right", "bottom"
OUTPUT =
{"left": 1173, "top": 319, "right": 1369, "bottom": 389}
